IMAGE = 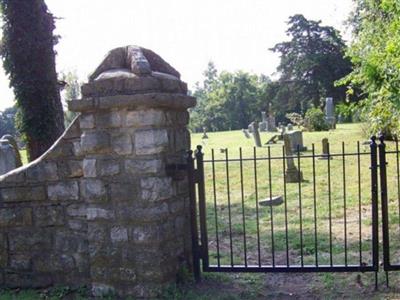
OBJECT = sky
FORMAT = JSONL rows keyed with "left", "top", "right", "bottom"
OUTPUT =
{"left": 0, "top": 0, "right": 354, "bottom": 111}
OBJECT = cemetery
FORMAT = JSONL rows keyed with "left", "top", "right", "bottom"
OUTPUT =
{"left": 0, "top": 1, "right": 400, "bottom": 299}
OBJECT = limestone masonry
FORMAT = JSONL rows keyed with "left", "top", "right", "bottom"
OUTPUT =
{"left": 0, "top": 46, "right": 196, "bottom": 298}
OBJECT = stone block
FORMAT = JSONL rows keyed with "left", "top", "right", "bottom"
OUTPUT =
{"left": 1, "top": 185, "right": 46, "bottom": 202}
{"left": 96, "top": 111, "right": 123, "bottom": 128}
{"left": 124, "top": 159, "right": 162, "bottom": 175}
{"left": 66, "top": 204, "right": 87, "bottom": 218}
{"left": 47, "top": 141, "right": 74, "bottom": 159}
{"left": 9, "top": 254, "right": 31, "bottom": 270}
{"left": 8, "top": 230, "right": 52, "bottom": 252}
{"left": 81, "top": 131, "right": 111, "bottom": 154}
{"left": 0, "top": 234, "right": 7, "bottom": 267}
{"left": 116, "top": 202, "right": 169, "bottom": 223}
{"left": 174, "top": 129, "right": 190, "bottom": 151}
{"left": 0, "top": 170, "right": 25, "bottom": 183}
{"left": 140, "top": 177, "right": 173, "bottom": 202}
{"left": 34, "top": 206, "right": 64, "bottom": 226}
{"left": 47, "top": 181, "right": 79, "bottom": 201}
{"left": 68, "top": 220, "right": 87, "bottom": 231}
{"left": 0, "top": 207, "right": 32, "bottom": 227}
{"left": 33, "top": 253, "right": 75, "bottom": 272}
{"left": 110, "top": 183, "right": 138, "bottom": 202}
{"left": 98, "top": 160, "right": 120, "bottom": 176}
{"left": 67, "top": 160, "right": 83, "bottom": 178}
{"left": 26, "top": 162, "right": 58, "bottom": 181}
{"left": 63, "top": 118, "right": 81, "bottom": 139}
{"left": 111, "top": 132, "right": 132, "bottom": 155}
{"left": 125, "top": 109, "right": 165, "bottom": 127}
{"left": 135, "top": 129, "right": 168, "bottom": 155}
{"left": 131, "top": 224, "right": 162, "bottom": 244}
{"left": 73, "top": 141, "right": 84, "bottom": 156}
{"left": 80, "top": 114, "right": 95, "bottom": 129}
{"left": 87, "top": 207, "right": 114, "bottom": 221}
{"left": 110, "top": 226, "right": 128, "bottom": 242}
{"left": 80, "top": 179, "right": 107, "bottom": 202}
{"left": 83, "top": 158, "right": 97, "bottom": 177}
{"left": 55, "top": 232, "right": 87, "bottom": 253}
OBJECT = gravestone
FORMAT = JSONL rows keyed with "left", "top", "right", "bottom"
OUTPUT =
{"left": 0, "top": 139, "right": 18, "bottom": 175}
{"left": 250, "top": 121, "right": 262, "bottom": 147}
{"left": 259, "top": 111, "right": 268, "bottom": 132}
{"left": 325, "top": 97, "right": 336, "bottom": 129}
{"left": 265, "top": 134, "right": 279, "bottom": 145}
{"left": 287, "top": 130, "right": 307, "bottom": 152}
{"left": 248, "top": 122, "right": 253, "bottom": 133}
{"left": 287, "top": 123, "right": 293, "bottom": 131}
{"left": 283, "top": 134, "right": 303, "bottom": 183}
{"left": 242, "top": 129, "right": 251, "bottom": 139}
{"left": 259, "top": 195, "right": 283, "bottom": 207}
{"left": 202, "top": 127, "right": 208, "bottom": 139}
{"left": 319, "top": 137, "right": 332, "bottom": 160}
{"left": 1, "top": 134, "right": 22, "bottom": 167}
{"left": 267, "top": 110, "right": 277, "bottom": 132}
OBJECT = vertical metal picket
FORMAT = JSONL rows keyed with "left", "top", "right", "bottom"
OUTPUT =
{"left": 187, "top": 150, "right": 201, "bottom": 281}
{"left": 370, "top": 136, "right": 380, "bottom": 288}
{"left": 195, "top": 145, "right": 209, "bottom": 271}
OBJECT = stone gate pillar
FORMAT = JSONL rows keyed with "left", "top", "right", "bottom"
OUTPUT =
{"left": 68, "top": 46, "right": 196, "bottom": 297}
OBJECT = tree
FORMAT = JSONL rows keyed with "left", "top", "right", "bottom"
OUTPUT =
{"left": 341, "top": 0, "right": 400, "bottom": 137}
{"left": 190, "top": 62, "right": 268, "bottom": 132}
{"left": 0, "top": 0, "right": 65, "bottom": 161}
{"left": 270, "top": 14, "right": 354, "bottom": 111}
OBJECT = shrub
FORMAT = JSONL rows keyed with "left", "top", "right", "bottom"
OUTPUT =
{"left": 304, "top": 107, "right": 329, "bottom": 131}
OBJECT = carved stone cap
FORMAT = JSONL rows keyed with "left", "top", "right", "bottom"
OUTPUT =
{"left": 81, "top": 46, "right": 188, "bottom": 97}
{"left": 68, "top": 93, "right": 196, "bottom": 113}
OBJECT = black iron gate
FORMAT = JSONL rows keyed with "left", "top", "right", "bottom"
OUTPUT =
{"left": 187, "top": 135, "right": 400, "bottom": 287}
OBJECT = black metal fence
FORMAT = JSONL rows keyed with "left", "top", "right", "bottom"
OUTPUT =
{"left": 188, "top": 136, "right": 400, "bottom": 286}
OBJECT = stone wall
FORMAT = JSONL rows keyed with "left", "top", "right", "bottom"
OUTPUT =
{"left": 0, "top": 46, "right": 196, "bottom": 298}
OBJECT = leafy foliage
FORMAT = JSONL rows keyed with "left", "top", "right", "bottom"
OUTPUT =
{"left": 0, "top": 0, "right": 65, "bottom": 161}
{"left": 60, "top": 70, "right": 81, "bottom": 127}
{"left": 269, "top": 14, "right": 354, "bottom": 112}
{"left": 285, "top": 112, "right": 304, "bottom": 126}
{"left": 341, "top": 0, "right": 400, "bottom": 137}
{"left": 190, "top": 62, "right": 269, "bottom": 132}
{"left": 304, "top": 107, "right": 329, "bottom": 131}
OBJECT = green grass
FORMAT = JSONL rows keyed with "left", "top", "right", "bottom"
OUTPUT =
{"left": 19, "top": 149, "right": 28, "bottom": 165}
{"left": 191, "top": 123, "right": 400, "bottom": 268}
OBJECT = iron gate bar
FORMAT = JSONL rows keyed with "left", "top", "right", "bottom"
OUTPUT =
{"left": 312, "top": 144, "right": 319, "bottom": 267}
{"left": 187, "top": 149, "right": 201, "bottom": 282}
{"left": 327, "top": 142, "right": 333, "bottom": 266}
{"left": 282, "top": 145, "right": 290, "bottom": 267}
{"left": 195, "top": 146, "right": 209, "bottom": 270}
{"left": 370, "top": 137, "right": 380, "bottom": 291}
{"left": 357, "top": 141, "right": 363, "bottom": 266}
{"left": 202, "top": 152, "right": 372, "bottom": 163}
{"left": 204, "top": 265, "right": 376, "bottom": 273}
{"left": 379, "top": 136, "right": 400, "bottom": 271}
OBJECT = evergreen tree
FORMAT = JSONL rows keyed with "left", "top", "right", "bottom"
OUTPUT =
{"left": 0, "top": 0, "right": 65, "bottom": 160}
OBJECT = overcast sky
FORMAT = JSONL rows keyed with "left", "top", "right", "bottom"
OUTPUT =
{"left": 0, "top": 0, "right": 354, "bottom": 111}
